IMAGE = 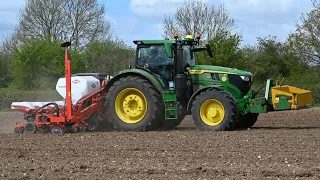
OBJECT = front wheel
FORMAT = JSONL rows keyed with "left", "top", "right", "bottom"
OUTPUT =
{"left": 235, "top": 113, "right": 259, "bottom": 130}
{"left": 191, "top": 89, "right": 238, "bottom": 131}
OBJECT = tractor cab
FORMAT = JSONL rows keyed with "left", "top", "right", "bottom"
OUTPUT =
{"left": 133, "top": 34, "right": 206, "bottom": 90}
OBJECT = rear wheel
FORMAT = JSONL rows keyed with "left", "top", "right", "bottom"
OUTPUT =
{"left": 105, "top": 76, "right": 164, "bottom": 131}
{"left": 235, "top": 113, "right": 259, "bottom": 130}
{"left": 191, "top": 89, "right": 238, "bottom": 131}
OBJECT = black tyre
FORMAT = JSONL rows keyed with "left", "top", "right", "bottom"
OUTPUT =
{"left": 52, "top": 126, "right": 63, "bottom": 135}
{"left": 105, "top": 76, "right": 164, "bottom": 131}
{"left": 235, "top": 113, "right": 259, "bottom": 130}
{"left": 85, "top": 115, "right": 100, "bottom": 132}
{"left": 14, "top": 127, "right": 22, "bottom": 134}
{"left": 25, "top": 122, "right": 37, "bottom": 134}
{"left": 191, "top": 89, "right": 238, "bottom": 131}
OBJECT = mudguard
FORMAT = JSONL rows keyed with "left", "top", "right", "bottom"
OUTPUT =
{"left": 186, "top": 85, "right": 223, "bottom": 112}
{"left": 104, "top": 69, "right": 164, "bottom": 94}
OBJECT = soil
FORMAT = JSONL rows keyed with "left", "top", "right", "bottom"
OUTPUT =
{"left": 0, "top": 108, "right": 320, "bottom": 179}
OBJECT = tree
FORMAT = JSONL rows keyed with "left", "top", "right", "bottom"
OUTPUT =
{"left": 82, "top": 39, "right": 135, "bottom": 76}
{"left": 11, "top": 39, "right": 84, "bottom": 89}
{"left": 162, "top": 0, "right": 236, "bottom": 40}
{"left": 288, "top": 0, "right": 320, "bottom": 66}
{"left": 240, "top": 36, "right": 305, "bottom": 84}
{"left": 0, "top": 52, "right": 12, "bottom": 88}
{"left": 196, "top": 31, "right": 243, "bottom": 67}
{"left": 15, "top": 0, "right": 111, "bottom": 51}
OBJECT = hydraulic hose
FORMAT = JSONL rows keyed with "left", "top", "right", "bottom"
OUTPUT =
{"left": 31, "top": 102, "right": 60, "bottom": 117}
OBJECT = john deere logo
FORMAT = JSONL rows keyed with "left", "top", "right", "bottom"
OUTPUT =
{"left": 72, "top": 79, "right": 80, "bottom": 84}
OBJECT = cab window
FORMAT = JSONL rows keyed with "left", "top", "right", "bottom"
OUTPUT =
{"left": 183, "top": 46, "right": 195, "bottom": 66}
{"left": 137, "top": 45, "right": 173, "bottom": 67}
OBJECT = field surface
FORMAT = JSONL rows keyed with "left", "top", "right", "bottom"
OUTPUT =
{"left": 0, "top": 108, "right": 320, "bottom": 179}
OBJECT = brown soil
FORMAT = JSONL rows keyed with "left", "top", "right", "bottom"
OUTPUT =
{"left": 0, "top": 108, "right": 320, "bottom": 179}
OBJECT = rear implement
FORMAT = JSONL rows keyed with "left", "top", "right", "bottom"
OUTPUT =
{"left": 250, "top": 79, "right": 313, "bottom": 113}
{"left": 11, "top": 42, "right": 111, "bottom": 135}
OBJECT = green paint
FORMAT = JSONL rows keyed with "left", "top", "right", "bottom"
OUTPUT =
{"left": 134, "top": 40, "right": 175, "bottom": 58}
{"left": 190, "top": 65, "right": 253, "bottom": 76}
{"left": 249, "top": 97, "right": 268, "bottom": 113}
{"left": 123, "top": 38, "right": 297, "bottom": 122}
{"left": 163, "top": 91, "right": 178, "bottom": 120}
{"left": 134, "top": 40, "right": 176, "bottom": 45}
{"left": 237, "top": 90, "right": 255, "bottom": 115}
{"left": 274, "top": 95, "right": 292, "bottom": 110}
{"left": 119, "top": 68, "right": 179, "bottom": 120}
{"left": 164, "top": 43, "right": 173, "bottom": 58}
{"left": 119, "top": 69, "right": 164, "bottom": 94}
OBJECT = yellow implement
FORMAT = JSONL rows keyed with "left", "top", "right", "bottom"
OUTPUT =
{"left": 271, "top": 80, "right": 312, "bottom": 110}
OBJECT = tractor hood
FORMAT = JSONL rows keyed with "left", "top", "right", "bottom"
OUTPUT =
{"left": 189, "top": 65, "right": 252, "bottom": 76}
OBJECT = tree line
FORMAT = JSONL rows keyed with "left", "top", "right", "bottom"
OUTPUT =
{"left": 1, "top": 0, "right": 320, "bottom": 102}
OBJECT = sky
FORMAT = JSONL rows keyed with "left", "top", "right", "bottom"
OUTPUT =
{"left": 0, "top": 0, "right": 313, "bottom": 47}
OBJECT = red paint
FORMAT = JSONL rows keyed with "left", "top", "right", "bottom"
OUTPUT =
{"left": 13, "top": 42, "right": 109, "bottom": 134}
{"left": 72, "top": 79, "right": 80, "bottom": 84}
{"left": 65, "top": 47, "right": 72, "bottom": 121}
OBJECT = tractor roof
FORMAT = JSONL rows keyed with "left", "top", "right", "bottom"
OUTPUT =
{"left": 133, "top": 40, "right": 176, "bottom": 45}
{"left": 133, "top": 35, "right": 198, "bottom": 45}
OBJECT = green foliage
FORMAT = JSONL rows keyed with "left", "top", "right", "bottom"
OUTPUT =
{"left": 14, "top": 0, "right": 111, "bottom": 51}
{"left": 238, "top": 36, "right": 305, "bottom": 84}
{"left": 197, "top": 32, "right": 243, "bottom": 67}
{"left": 82, "top": 38, "right": 135, "bottom": 76}
{"left": 0, "top": 88, "right": 61, "bottom": 110}
{"left": 287, "top": 0, "right": 320, "bottom": 65}
{"left": 11, "top": 39, "right": 84, "bottom": 90}
{"left": 0, "top": 52, "right": 12, "bottom": 88}
{"left": 284, "top": 67, "right": 320, "bottom": 103}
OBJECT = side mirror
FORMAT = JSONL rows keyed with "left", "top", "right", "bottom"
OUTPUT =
{"left": 206, "top": 44, "right": 213, "bottom": 58}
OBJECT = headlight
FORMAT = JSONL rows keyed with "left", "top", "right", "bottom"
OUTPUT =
{"left": 240, "top": 76, "right": 251, "bottom": 81}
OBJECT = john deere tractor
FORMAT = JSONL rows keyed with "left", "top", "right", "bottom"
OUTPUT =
{"left": 104, "top": 34, "right": 313, "bottom": 131}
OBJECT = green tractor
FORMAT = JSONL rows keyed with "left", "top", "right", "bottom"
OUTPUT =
{"left": 104, "top": 34, "right": 313, "bottom": 131}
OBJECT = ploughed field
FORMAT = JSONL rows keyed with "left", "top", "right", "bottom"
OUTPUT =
{"left": 0, "top": 108, "right": 320, "bottom": 179}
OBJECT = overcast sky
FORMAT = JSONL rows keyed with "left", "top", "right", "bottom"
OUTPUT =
{"left": 0, "top": 0, "right": 313, "bottom": 47}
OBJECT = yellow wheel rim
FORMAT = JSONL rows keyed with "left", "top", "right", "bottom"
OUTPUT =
{"left": 115, "top": 88, "right": 147, "bottom": 124}
{"left": 200, "top": 99, "right": 225, "bottom": 126}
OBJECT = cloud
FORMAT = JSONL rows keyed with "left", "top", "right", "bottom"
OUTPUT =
{"left": 130, "top": 0, "right": 206, "bottom": 18}
{"left": 217, "top": 0, "right": 313, "bottom": 44}
{"left": 220, "top": 0, "right": 310, "bottom": 23}
{"left": 128, "top": 0, "right": 312, "bottom": 45}
{"left": 105, "top": 15, "right": 140, "bottom": 46}
{"left": 107, "top": 16, "right": 138, "bottom": 35}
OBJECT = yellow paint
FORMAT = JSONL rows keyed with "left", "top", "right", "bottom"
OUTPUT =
{"left": 221, "top": 76, "right": 227, "bottom": 81}
{"left": 188, "top": 70, "right": 236, "bottom": 75}
{"left": 271, "top": 85, "right": 312, "bottom": 109}
{"left": 68, "top": 92, "right": 71, "bottom": 96}
{"left": 200, "top": 99, "right": 225, "bottom": 126}
{"left": 185, "top": 35, "right": 194, "bottom": 39}
{"left": 115, "top": 88, "right": 147, "bottom": 124}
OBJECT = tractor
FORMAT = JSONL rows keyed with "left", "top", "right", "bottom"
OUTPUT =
{"left": 103, "top": 34, "right": 313, "bottom": 131}
{"left": 11, "top": 34, "right": 313, "bottom": 134}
